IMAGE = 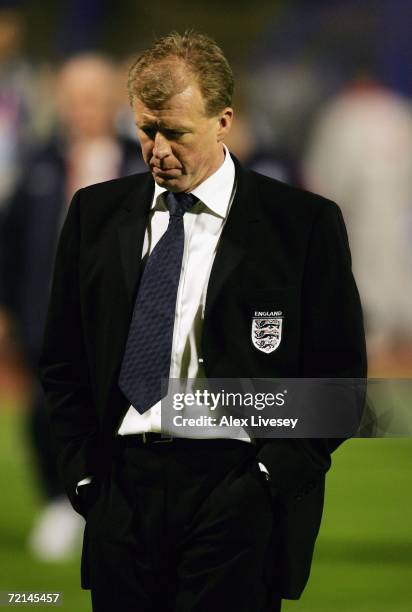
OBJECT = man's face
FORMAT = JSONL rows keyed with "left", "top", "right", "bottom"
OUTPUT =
{"left": 57, "top": 59, "right": 118, "bottom": 141}
{"left": 133, "top": 82, "right": 233, "bottom": 193}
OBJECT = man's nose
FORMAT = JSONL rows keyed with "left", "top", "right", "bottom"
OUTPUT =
{"left": 152, "top": 132, "right": 171, "bottom": 160}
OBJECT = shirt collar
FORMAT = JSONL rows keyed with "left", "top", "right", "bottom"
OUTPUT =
{"left": 151, "top": 144, "right": 235, "bottom": 218}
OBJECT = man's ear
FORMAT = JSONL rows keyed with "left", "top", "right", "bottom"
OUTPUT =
{"left": 216, "top": 107, "right": 233, "bottom": 141}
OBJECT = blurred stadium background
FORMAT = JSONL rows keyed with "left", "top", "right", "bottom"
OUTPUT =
{"left": 0, "top": 0, "right": 411, "bottom": 610}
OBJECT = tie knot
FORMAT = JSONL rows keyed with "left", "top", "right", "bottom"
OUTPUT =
{"left": 165, "top": 191, "right": 197, "bottom": 217}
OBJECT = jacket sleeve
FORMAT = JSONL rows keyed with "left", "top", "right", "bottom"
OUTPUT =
{"left": 256, "top": 201, "right": 367, "bottom": 503}
{"left": 38, "top": 189, "right": 99, "bottom": 513}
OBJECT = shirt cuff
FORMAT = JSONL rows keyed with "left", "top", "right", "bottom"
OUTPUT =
{"left": 257, "top": 462, "right": 271, "bottom": 480}
{"left": 75, "top": 476, "right": 93, "bottom": 495}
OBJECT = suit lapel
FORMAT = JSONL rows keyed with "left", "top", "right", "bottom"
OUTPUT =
{"left": 117, "top": 172, "right": 154, "bottom": 308}
{"left": 204, "top": 155, "right": 261, "bottom": 320}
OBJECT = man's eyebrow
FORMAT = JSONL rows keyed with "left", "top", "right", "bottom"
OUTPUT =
{"left": 135, "top": 121, "right": 192, "bottom": 132}
{"left": 135, "top": 121, "right": 156, "bottom": 129}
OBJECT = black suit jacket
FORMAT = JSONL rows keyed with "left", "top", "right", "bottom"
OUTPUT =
{"left": 39, "top": 155, "right": 367, "bottom": 599}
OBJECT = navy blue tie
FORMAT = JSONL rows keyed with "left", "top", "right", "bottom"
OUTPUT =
{"left": 118, "top": 191, "right": 197, "bottom": 413}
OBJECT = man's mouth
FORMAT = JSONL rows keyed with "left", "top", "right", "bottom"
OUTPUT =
{"left": 151, "top": 166, "right": 182, "bottom": 179}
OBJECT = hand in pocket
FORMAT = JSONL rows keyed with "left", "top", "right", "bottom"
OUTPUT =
{"left": 77, "top": 480, "right": 100, "bottom": 518}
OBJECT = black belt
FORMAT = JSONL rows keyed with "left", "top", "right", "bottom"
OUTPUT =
{"left": 123, "top": 432, "right": 174, "bottom": 445}
{"left": 117, "top": 432, "right": 253, "bottom": 449}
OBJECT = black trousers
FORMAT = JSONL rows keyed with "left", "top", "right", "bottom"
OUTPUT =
{"left": 82, "top": 437, "right": 282, "bottom": 612}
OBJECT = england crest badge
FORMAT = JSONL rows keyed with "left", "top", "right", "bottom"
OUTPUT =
{"left": 251, "top": 311, "right": 283, "bottom": 353}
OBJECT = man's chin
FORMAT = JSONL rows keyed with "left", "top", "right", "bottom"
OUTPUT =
{"left": 153, "top": 174, "right": 186, "bottom": 192}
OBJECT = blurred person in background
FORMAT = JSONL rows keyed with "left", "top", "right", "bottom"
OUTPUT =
{"left": 0, "top": 2, "right": 53, "bottom": 208}
{"left": 0, "top": 52, "right": 144, "bottom": 561}
{"left": 303, "top": 79, "right": 412, "bottom": 373}
{"left": 0, "top": 1, "right": 53, "bottom": 394}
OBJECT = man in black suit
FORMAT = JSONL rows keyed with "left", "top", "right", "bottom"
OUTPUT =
{"left": 39, "top": 31, "right": 367, "bottom": 612}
